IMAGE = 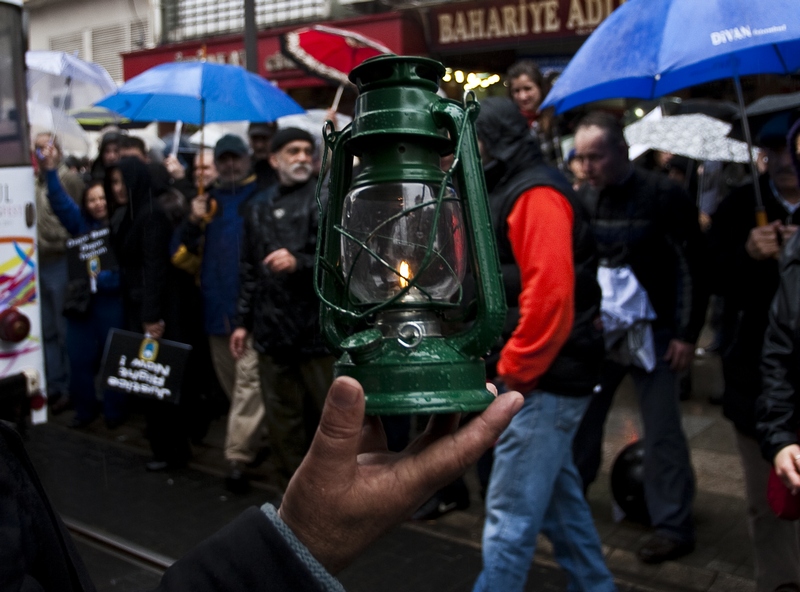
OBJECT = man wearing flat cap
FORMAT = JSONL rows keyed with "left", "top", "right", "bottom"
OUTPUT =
{"left": 173, "top": 133, "right": 268, "bottom": 491}
{"left": 230, "top": 127, "right": 333, "bottom": 487}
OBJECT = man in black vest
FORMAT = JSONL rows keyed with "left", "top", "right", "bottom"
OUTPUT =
{"left": 471, "top": 98, "right": 614, "bottom": 592}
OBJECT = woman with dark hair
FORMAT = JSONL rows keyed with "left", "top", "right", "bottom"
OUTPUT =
{"left": 506, "top": 59, "right": 557, "bottom": 164}
{"left": 40, "top": 144, "right": 125, "bottom": 429}
{"left": 110, "top": 157, "right": 193, "bottom": 470}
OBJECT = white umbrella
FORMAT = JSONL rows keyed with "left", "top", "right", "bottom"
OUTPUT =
{"left": 26, "top": 51, "right": 116, "bottom": 147}
{"left": 27, "top": 100, "right": 89, "bottom": 156}
{"left": 188, "top": 122, "right": 249, "bottom": 150}
{"left": 188, "top": 110, "right": 353, "bottom": 152}
{"left": 26, "top": 51, "right": 116, "bottom": 111}
{"left": 624, "top": 113, "right": 755, "bottom": 163}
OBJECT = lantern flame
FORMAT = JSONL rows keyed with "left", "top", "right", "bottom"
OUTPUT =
{"left": 398, "top": 260, "right": 412, "bottom": 288}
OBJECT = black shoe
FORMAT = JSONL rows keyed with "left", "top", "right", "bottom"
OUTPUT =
{"left": 49, "top": 392, "right": 71, "bottom": 415}
{"left": 225, "top": 462, "right": 249, "bottom": 494}
{"left": 637, "top": 535, "right": 695, "bottom": 564}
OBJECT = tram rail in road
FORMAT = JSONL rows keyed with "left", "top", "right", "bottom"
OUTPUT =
{"left": 63, "top": 517, "right": 174, "bottom": 577}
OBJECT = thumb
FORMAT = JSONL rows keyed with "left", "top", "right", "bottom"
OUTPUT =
{"left": 304, "top": 376, "right": 364, "bottom": 479}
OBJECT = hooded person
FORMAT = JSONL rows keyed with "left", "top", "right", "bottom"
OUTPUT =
{"left": 90, "top": 130, "right": 123, "bottom": 182}
{"left": 469, "top": 97, "right": 613, "bottom": 592}
{"left": 106, "top": 156, "right": 193, "bottom": 470}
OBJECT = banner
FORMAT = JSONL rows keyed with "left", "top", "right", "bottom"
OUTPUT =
{"left": 100, "top": 329, "right": 192, "bottom": 404}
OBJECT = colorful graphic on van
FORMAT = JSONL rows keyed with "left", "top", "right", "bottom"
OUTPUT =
{"left": 0, "top": 236, "right": 36, "bottom": 307}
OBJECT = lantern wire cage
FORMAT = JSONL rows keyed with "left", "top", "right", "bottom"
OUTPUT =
{"left": 315, "top": 96, "right": 479, "bottom": 321}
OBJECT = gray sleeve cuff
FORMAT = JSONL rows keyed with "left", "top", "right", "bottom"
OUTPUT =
{"left": 260, "top": 503, "right": 346, "bottom": 592}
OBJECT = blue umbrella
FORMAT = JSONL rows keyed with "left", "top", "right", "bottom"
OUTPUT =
{"left": 540, "top": 0, "right": 800, "bottom": 221}
{"left": 95, "top": 61, "right": 304, "bottom": 125}
{"left": 541, "top": 0, "right": 800, "bottom": 114}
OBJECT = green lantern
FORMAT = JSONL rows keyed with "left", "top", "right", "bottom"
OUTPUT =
{"left": 315, "top": 55, "right": 506, "bottom": 415}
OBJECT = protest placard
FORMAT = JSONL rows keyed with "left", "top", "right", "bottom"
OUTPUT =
{"left": 100, "top": 329, "right": 192, "bottom": 404}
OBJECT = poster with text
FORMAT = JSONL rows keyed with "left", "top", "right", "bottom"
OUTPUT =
{"left": 100, "top": 329, "right": 191, "bottom": 404}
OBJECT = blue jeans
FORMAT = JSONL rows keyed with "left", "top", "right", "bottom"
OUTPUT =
{"left": 573, "top": 330, "right": 696, "bottom": 543}
{"left": 39, "top": 257, "right": 70, "bottom": 395}
{"left": 473, "top": 391, "right": 616, "bottom": 592}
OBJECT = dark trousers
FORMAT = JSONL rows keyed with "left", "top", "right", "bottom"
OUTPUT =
{"left": 259, "top": 354, "right": 334, "bottom": 485}
{"left": 66, "top": 293, "right": 126, "bottom": 423}
{"left": 572, "top": 331, "right": 696, "bottom": 542}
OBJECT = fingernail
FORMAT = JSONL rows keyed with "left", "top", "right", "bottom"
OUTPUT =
{"left": 330, "top": 377, "right": 360, "bottom": 408}
{"left": 504, "top": 391, "right": 524, "bottom": 414}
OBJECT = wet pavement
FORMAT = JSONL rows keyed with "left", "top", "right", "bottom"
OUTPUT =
{"left": 24, "top": 341, "right": 755, "bottom": 591}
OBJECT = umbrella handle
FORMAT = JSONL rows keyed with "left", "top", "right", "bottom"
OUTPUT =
{"left": 733, "top": 73, "right": 766, "bottom": 225}
{"left": 331, "top": 84, "right": 344, "bottom": 112}
{"left": 171, "top": 121, "right": 183, "bottom": 158}
{"left": 203, "top": 198, "right": 218, "bottom": 222}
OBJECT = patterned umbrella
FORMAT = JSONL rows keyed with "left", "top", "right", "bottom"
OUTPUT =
{"left": 624, "top": 113, "right": 755, "bottom": 163}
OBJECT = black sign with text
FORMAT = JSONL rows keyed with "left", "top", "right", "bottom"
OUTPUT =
{"left": 100, "top": 329, "right": 192, "bottom": 404}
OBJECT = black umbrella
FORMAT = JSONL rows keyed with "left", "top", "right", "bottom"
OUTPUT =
{"left": 729, "top": 91, "right": 800, "bottom": 143}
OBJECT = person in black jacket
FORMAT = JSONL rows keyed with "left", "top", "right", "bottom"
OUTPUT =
{"left": 230, "top": 127, "right": 333, "bottom": 487}
{"left": 572, "top": 111, "right": 707, "bottom": 564}
{"left": 709, "top": 118, "right": 800, "bottom": 591}
{"left": 0, "top": 377, "right": 525, "bottom": 592}
{"left": 108, "top": 157, "right": 192, "bottom": 471}
{"left": 748, "top": 119, "right": 800, "bottom": 591}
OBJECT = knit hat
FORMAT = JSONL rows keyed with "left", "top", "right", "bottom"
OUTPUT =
{"left": 214, "top": 134, "right": 249, "bottom": 159}
{"left": 270, "top": 127, "right": 314, "bottom": 154}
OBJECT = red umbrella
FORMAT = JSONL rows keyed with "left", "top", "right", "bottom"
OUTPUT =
{"left": 281, "top": 25, "right": 393, "bottom": 109}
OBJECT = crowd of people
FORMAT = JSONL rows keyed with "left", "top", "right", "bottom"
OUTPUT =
{"left": 21, "top": 57, "right": 800, "bottom": 592}
{"left": 473, "top": 60, "right": 800, "bottom": 592}
{"left": 33, "top": 118, "right": 331, "bottom": 493}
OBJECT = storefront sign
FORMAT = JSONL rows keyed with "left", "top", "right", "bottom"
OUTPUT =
{"left": 429, "top": 0, "right": 627, "bottom": 51}
{"left": 122, "top": 12, "right": 427, "bottom": 89}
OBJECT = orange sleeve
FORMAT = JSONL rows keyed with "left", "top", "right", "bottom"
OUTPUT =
{"left": 497, "top": 186, "right": 575, "bottom": 393}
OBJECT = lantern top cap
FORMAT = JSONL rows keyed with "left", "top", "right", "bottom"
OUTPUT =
{"left": 349, "top": 55, "right": 446, "bottom": 94}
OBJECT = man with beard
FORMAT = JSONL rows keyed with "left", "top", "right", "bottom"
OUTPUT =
{"left": 174, "top": 134, "right": 267, "bottom": 490}
{"left": 230, "top": 127, "right": 334, "bottom": 487}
